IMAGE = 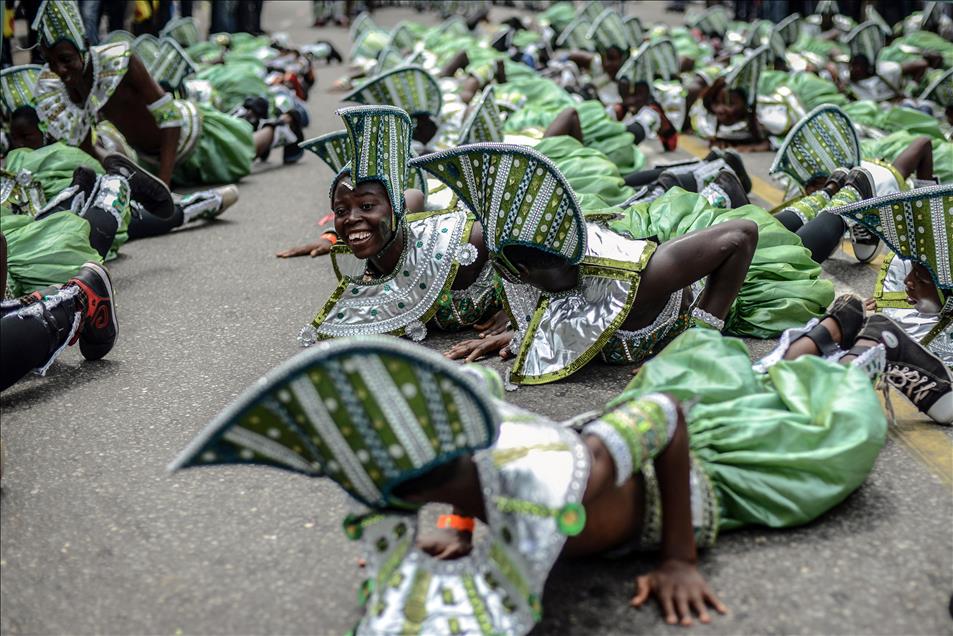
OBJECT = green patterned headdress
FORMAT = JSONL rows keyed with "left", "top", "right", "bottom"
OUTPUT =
{"left": 350, "top": 12, "right": 377, "bottom": 43}
{"left": 769, "top": 104, "right": 861, "bottom": 187}
{"left": 688, "top": 6, "right": 730, "bottom": 38}
{"left": 457, "top": 85, "right": 503, "bottom": 145}
{"left": 624, "top": 16, "right": 645, "bottom": 46}
{"left": 617, "top": 42, "right": 655, "bottom": 87}
{"left": 0, "top": 65, "right": 42, "bottom": 117}
{"left": 410, "top": 143, "right": 587, "bottom": 268}
{"left": 555, "top": 18, "right": 592, "bottom": 50}
{"left": 331, "top": 106, "right": 413, "bottom": 225}
{"left": 169, "top": 336, "right": 500, "bottom": 510}
{"left": 747, "top": 20, "right": 786, "bottom": 60}
{"left": 133, "top": 34, "right": 161, "bottom": 66}
{"left": 815, "top": 0, "right": 840, "bottom": 15}
{"left": 160, "top": 16, "right": 200, "bottom": 48}
{"left": 389, "top": 22, "right": 417, "bottom": 53}
{"left": 375, "top": 45, "right": 404, "bottom": 74}
{"left": 587, "top": 9, "right": 630, "bottom": 53}
{"left": 843, "top": 21, "right": 883, "bottom": 64}
{"left": 726, "top": 45, "right": 769, "bottom": 106}
{"left": 438, "top": 16, "right": 468, "bottom": 37}
{"left": 826, "top": 184, "right": 952, "bottom": 289}
{"left": 581, "top": 0, "right": 604, "bottom": 21}
{"left": 864, "top": 5, "right": 891, "bottom": 36}
{"left": 302, "top": 129, "right": 427, "bottom": 200}
{"left": 774, "top": 12, "right": 802, "bottom": 45}
{"left": 32, "top": 0, "right": 86, "bottom": 52}
{"left": 647, "top": 38, "right": 680, "bottom": 80}
{"left": 343, "top": 66, "right": 442, "bottom": 118}
{"left": 149, "top": 38, "right": 198, "bottom": 92}
{"left": 921, "top": 67, "right": 953, "bottom": 108}
{"left": 350, "top": 28, "right": 389, "bottom": 61}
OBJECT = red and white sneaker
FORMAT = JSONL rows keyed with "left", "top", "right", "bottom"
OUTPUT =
{"left": 66, "top": 262, "right": 118, "bottom": 361}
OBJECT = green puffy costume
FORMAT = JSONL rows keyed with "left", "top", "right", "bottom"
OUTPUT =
{"left": 615, "top": 328, "right": 887, "bottom": 530}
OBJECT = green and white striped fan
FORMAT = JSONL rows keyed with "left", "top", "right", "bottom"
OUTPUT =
{"left": 0, "top": 65, "right": 42, "bottom": 116}
{"left": 149, "top": 38, "right": 198, "bottom": 92}
{"left": 410, "top": 143, "right": 587, "bottom": 265}
{"left": 457, "top": 85, "right": 504, "bottom": 145}
{"left": 133, "top": 33, "right": 161, "bottom": 67}
{"left": 160, "top": 16, "right": 199, "bottom": 48}
{"left": 827, "top": 184, "right": 952, "bottom": 289}
{"left": 169, "top": 336, "right": 500, "bottom": 510}
{"left": 921, "top": 67, "right": 953, "bottom": 108}
{"left": 343, "top": 66, "right": 442, "bottom": 118}
{"left": 555, "top": 17, "right": 592, "bottom": 50}
{"left": 587, "top": 9, "right": 630, "bottom": 53}
{"left": 770, "top": 104, "right": 861, "bottom": 187}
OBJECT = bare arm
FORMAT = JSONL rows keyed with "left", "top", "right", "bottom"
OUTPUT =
{"left": 631, "top": 401, "right": 728, "bottom": 625}
{"left": 125, "top": 53, "right": 181, "bottom": 186}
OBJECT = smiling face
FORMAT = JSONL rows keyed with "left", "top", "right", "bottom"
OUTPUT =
{"left": 42, "top": 41, "right": 87, "bottom": 91}
{"left": 332, "top": 179, "right": 395, "bottom": 259}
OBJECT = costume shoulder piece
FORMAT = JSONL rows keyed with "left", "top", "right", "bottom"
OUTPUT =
{"left": 770, "top": 104, "right": 861, "bottom": 189}
{"left": 303, "top": 206, "right": 476, "bottom": 344}
{"left": 826, "top": 184, "right": 952, "bottom": 292}
{"left": 506, "top": 223, "right": 655, "bottom": 386}
{"left": 34, "top": 42, "right": 131, "bottom": 146}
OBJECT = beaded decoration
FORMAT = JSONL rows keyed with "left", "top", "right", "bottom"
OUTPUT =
{"left": 342, "top": 66, "right": 443, "bottom": 118}
{"left": 409, "top": 143, "right": 587, "bottom": 266}
{"left": 769, "top": 105, "right": 861, "bottom": 189}
{"left": 0, "top": 65, "right": 42, "bottom": 117}
{"left": 826, "top": 184, "right": 953, "bottom": 290}
{"left": 32, "top": 0, "right": 86, "bottom": 52}
{"left": 170, "top": 336, "right": 500, "bottom": 509}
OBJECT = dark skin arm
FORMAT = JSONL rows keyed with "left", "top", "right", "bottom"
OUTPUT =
{"left": 631, "top": 405, "right": 726, "bottom": 626}
{"left": 891, "top": 135, "right": 934, "bottom": 180}
{"left": 123, "top": 54, "right": 180, "bottom": 186}
{"left": 567, "top": 51, "right": 595, "bottom": 70}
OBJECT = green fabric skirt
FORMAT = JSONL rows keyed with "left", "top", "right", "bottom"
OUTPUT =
{"left": 862, "top": 132, "right": 953, "bottom": 185}
{"left": 4, "top": 142, "right": 129, "bottom": 259}
{"left": 197, "top": 59, "right": 272, "bottom": 114}
{"left": 575, "top": 100, "right": 646, "bottom": 176}
{"left": 615, "top": 328, "right": 887, "bottom": 530}
{"left": 842, "top": 101, "right": 945, "bottom": 140}
{"left": 533, "top": 136, "right": 636, "bottom": 209}
{"left": 760, "top": 70, "right": 848, "bottom": 110}
{"left": 173, "top": 105, "right": 255, "bottom": 187}
{"left": 1, "top": 211, "right": 102, "bottom": 296}
{"left": 609, "top": 188, "right": 835, "bottom": 338}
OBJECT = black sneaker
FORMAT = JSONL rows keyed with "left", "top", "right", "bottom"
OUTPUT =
{"left": 850, "top": 223, "right": 881, "bottom": 263}
{"left": 102, "top": 153, "right": 174, "bottom": 220}
{"left": 844, "top": 166, "right": 875, "bottom": 200}
{"left": 70, "top": 166, "right": 98, "bottom": 200}
{"left": 822, "top": 167, "right": 850, "bottom": 197}
{"left": 859, "top": 314, "right": 952, "bottom": 424}
{"left": 66, "top": 262, "right": 118, "bottom": 362}
{"left": 708, "top": 148, "right": 752, "bottom": 194}
{"left": 705, "top": 170, "right": 750, "bottom": 208}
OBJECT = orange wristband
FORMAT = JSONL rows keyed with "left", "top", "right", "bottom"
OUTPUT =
{"left": 321, "top": 232, "right": 338, "bottom": 245}
{"left": 437, "top": 514, "right": 475, "bottom": 533}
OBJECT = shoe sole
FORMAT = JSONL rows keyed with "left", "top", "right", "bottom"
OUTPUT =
{"left": 78, "top": 261, "right": 118, "bottom": 361}
{"left": 851, "top": 236, "right": 880, "bottom": 263}
{"left": 103, "top": 154, "right": 175, "bottom": 220}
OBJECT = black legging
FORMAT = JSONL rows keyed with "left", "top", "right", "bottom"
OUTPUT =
{"left": 776, "top": 210, "right": 847, "bottom": 264}
{"left": 623, "top": 166, "right": 666, "bottom": 188}
{"left": 0, "top": 296, "right": 78, "bottom": 391}
{"left": 127, "top": 205, "right": 185, "bottom": 240}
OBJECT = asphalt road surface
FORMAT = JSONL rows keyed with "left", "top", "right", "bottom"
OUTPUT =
{"left": 2, "top": 2, "right": 951, "bottom": 635}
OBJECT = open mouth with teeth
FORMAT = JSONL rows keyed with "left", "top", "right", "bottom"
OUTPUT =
{"left": 348, "top": 230, "right": 373, "bottom": 246}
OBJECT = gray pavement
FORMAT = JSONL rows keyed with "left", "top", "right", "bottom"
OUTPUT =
{"left": 2, "top": 3, "right": 952, "bottom": 635}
